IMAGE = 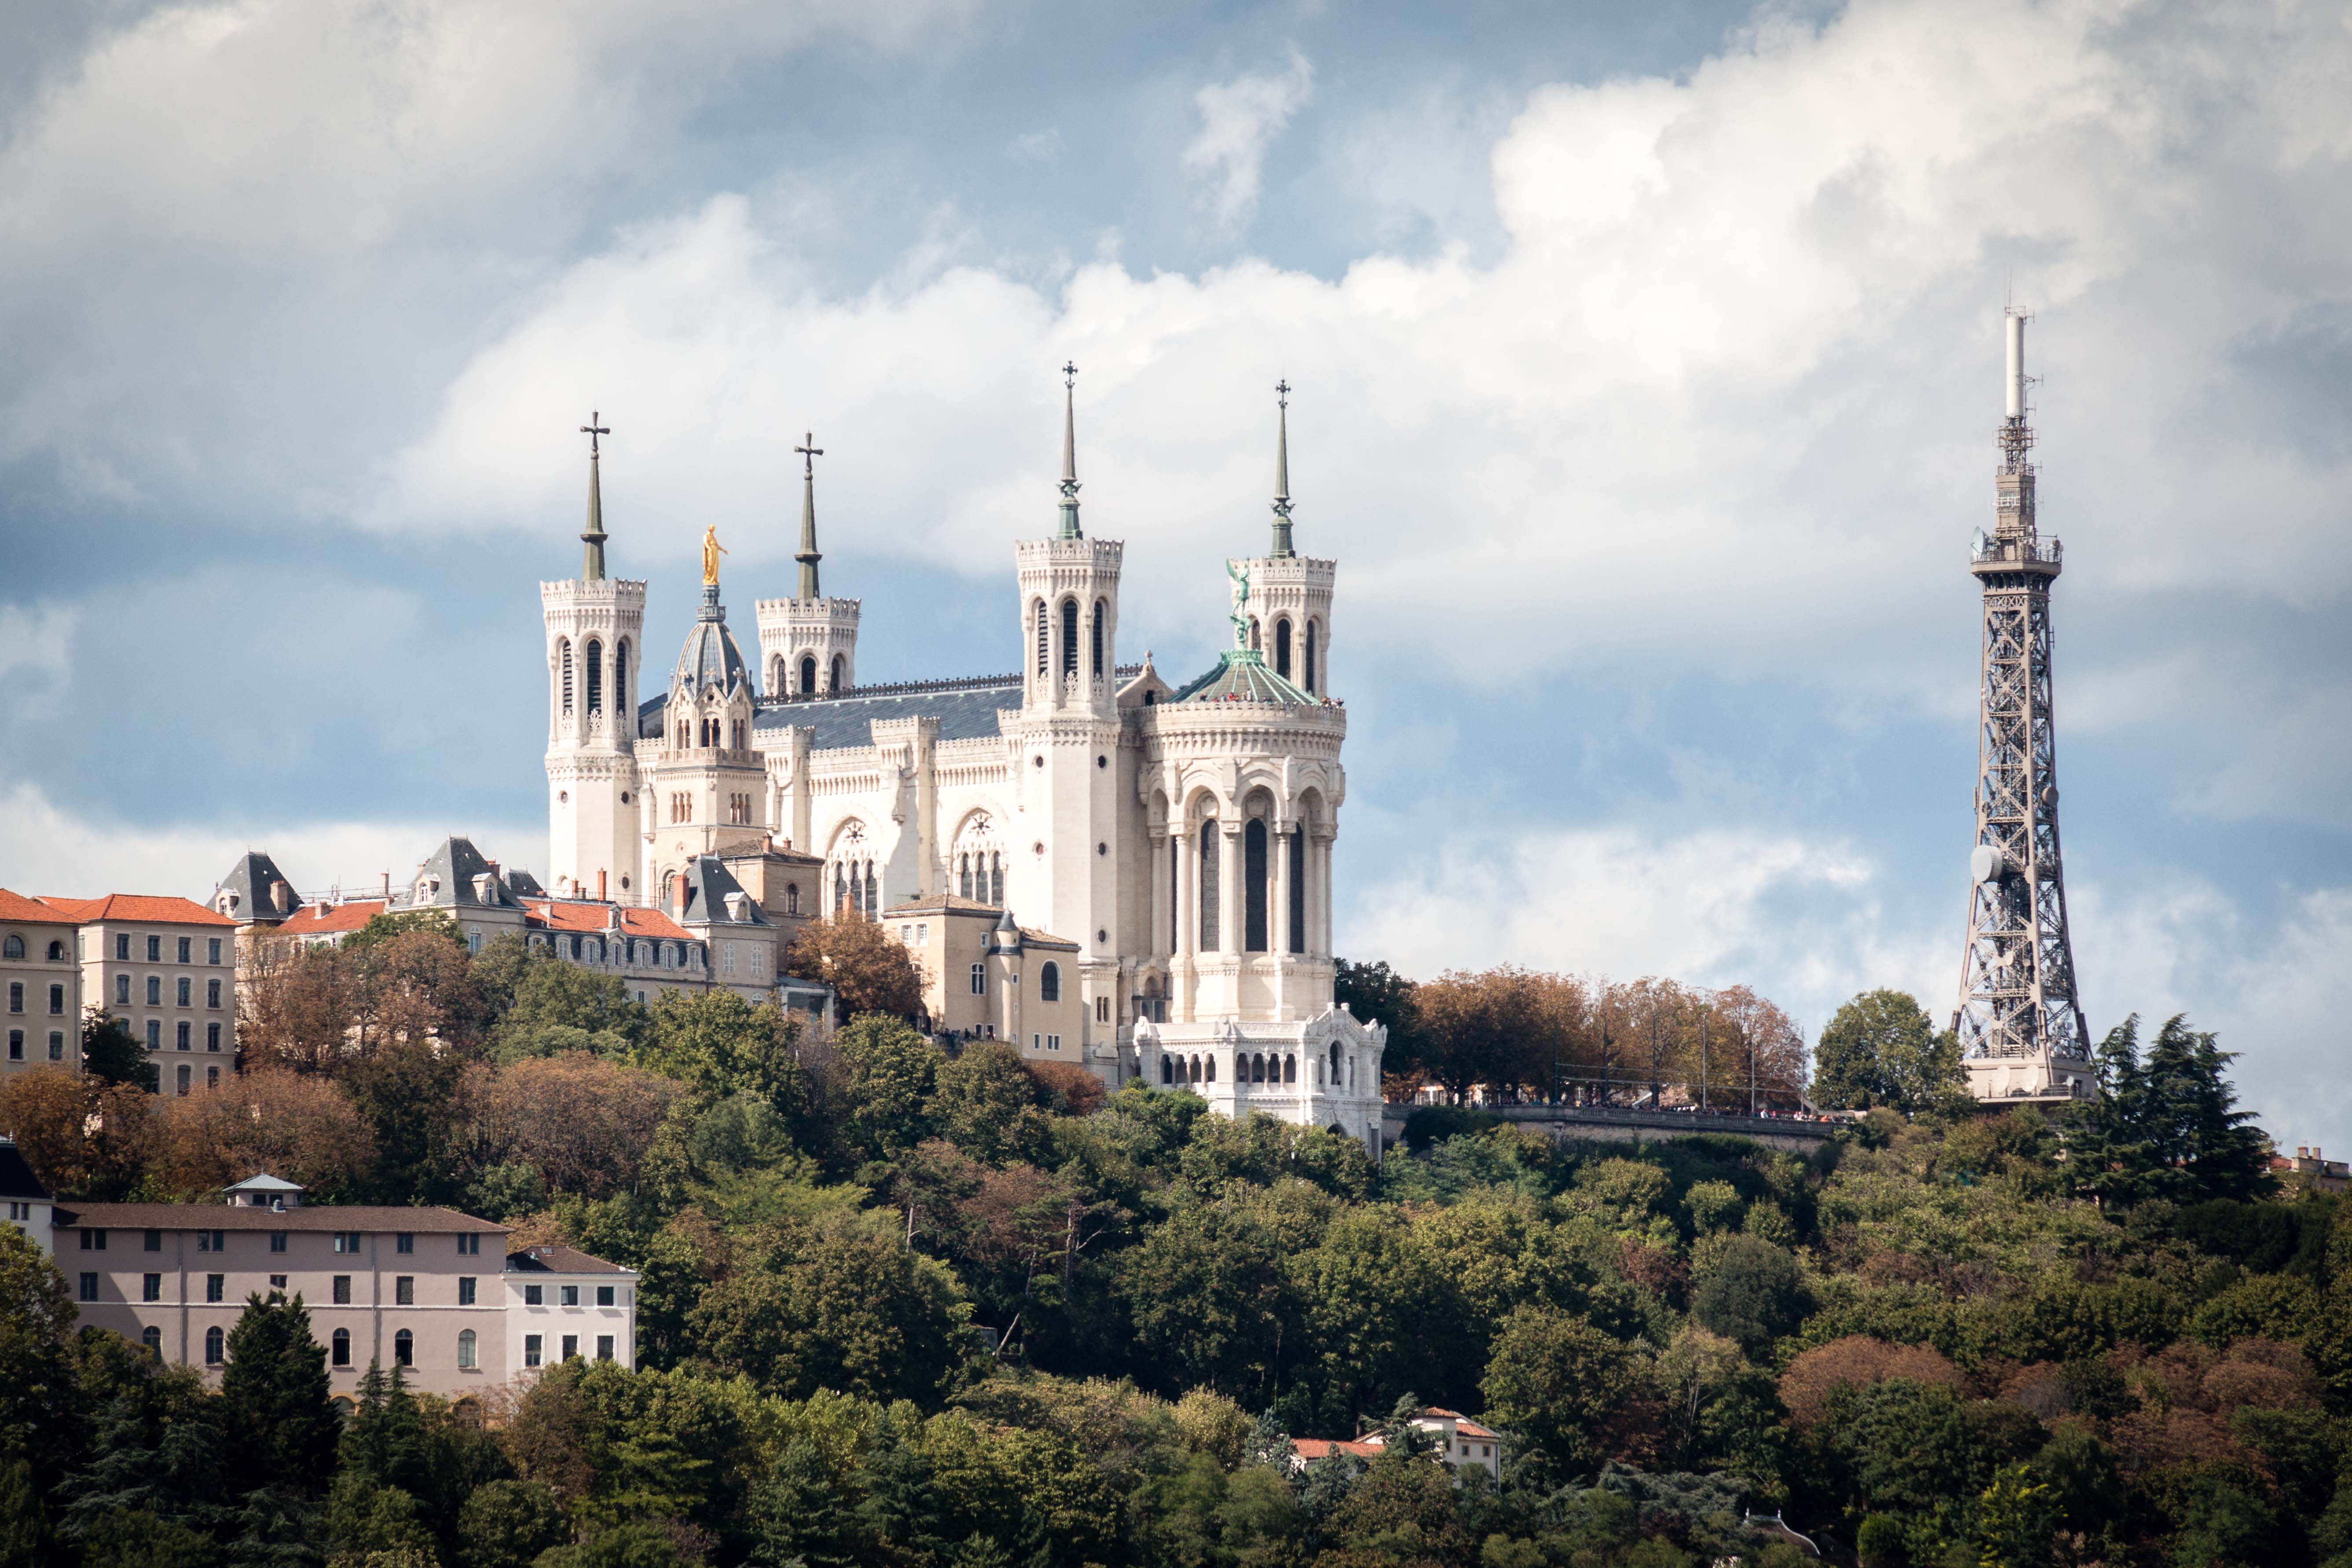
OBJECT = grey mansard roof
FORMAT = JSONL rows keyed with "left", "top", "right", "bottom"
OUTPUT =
{"left": 749, "top": 677, "right": 1022, "bottom": 747}
{"left": 214, "top": 850, "right": 304, "bottom": 924}
{"left": 674, "top": 585, "right": 754, "bottom": 698}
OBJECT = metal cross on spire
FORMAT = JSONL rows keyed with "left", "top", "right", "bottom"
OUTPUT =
{"left": 578, "top": 411, "right": 611, "bottom": 581}
{"left": 1057, "top": 362, "right": 1083, "bottom": 540}
{"left": 1269, "top": 379, "right": 1295, "bottom": 558}
{"left": 794, "top": 430, "right": 825, "bottom": 600}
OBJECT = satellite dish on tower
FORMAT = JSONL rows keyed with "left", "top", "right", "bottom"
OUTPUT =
{"left": 1971, "top": 845, "right": 2012, "bottom": 885}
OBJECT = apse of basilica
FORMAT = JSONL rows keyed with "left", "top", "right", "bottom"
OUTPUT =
{"left": 539, "top": 375, "right": 1388, "bottom": 1150}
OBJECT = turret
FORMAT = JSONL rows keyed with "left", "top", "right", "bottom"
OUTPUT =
{"left": 543, "top": 414, "right": 646, "bottom": 902}
{"left": 755, "top": 431, "right": 862, "bottom": 697}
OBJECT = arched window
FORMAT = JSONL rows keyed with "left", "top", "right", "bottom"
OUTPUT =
{"left": 1251, "top": 1052, "right": 1265, "bottom": 1083}
{"left": 614, "top": 640, "right": 628, "bottom": 715}
{"left": 0, "top": 936, "right": 18, "bottom": 960}
{"left": 1274, "top": 618, "right": 1292, "bottom": 679}
{"left": 864, "top": 865, "right": 877, "bottom": 917}
{"left": 140, "top": 1325, "right": 162, "bottom": 1357}
{"left": 1244, "top": 819, "right": 1268, "bottom": 952}
{"left": 205, "top": 1325, "right": 225, "bottom": 1365}
{"left": 1329, "top": 1042, "right": 1342, "bottom": 1082}
{"left": 585, "top": 639, "right": 603, "bottom": 714}
{"left": 1305, "top": 622, "right": 1317, "bottom": 694}
{"left": 393, "top": 1329, "right": 413, "bottom": 1368}
{"left": 1038, "top": 961, "right": 1060, "bottom": 1002}
{"left": 1091, "top": 599, "right": 1105, "bottom": 675}
{"left": 1204, "top": 1055, "right": 1217, "bottom": 1083}
{"left": 457, "top": 1329, "right": 478, "bottom": 1369}
{"left": 1289, "top": 826, "right": 1307, "bottom": 954}
{"left": 958, "top": 854, "right": 972, "bottom": 899}
{"left": 1060, "top": 599, "right": 1079, "bottom": 676}
{"left": 786, "top": 883, "right": 800, "bottom": 915}
{"left": 45, "top": 941, "right": 64, "bottom": 961}
{"left": 1034, "top": 600, "right": 1049, "bottom": 676}
{"left": 1188, "top": 1055, "right": 1200, "bottom": 1084}
{"left": 332, "top": 1329, "right": 351, "bottom": 1367}
{"left": 1199, "top": 824, "right": 1223, "bottom": 951}
{"left": 971, "top": 963, "right": 986, "bottom": 996}
{"left": 1284, "top": 1053, "right": 1296, "bottom": 1083}
{"left": 1249, "top": 618, "right": 1260, "bottom": 651}
{"left": 800, "top": 655, "right": 817, "bottom": 695}
{"left": 831, "top": 655, "right": 845, "bottom": 692}
{"left": 559, "top": 640, "right": 574, "bottom": 711}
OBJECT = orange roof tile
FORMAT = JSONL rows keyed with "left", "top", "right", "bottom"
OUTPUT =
{"left": 272, "top": 901, "right": 386, "bottom": 937}
{"left": 523, "top": 900, "right": 693, "bottom": 941}
{"left": 38, "top": 894, "right": 236, "bottom": 927}
{"left": 0, "top": 889, "right": 75, "bottom": 924}
{"left": 1291, "top": 1438, "right": 1384, "bottom": 1461}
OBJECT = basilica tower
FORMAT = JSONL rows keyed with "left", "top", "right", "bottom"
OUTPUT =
{"left": 641, "top": 531, "right": 768, "bottom": 894}
{"left": 755, "top": 433, "right": 861, "bottom": 698}
{"left": 542, "top": 415, "right": 646, "bottom": 902}
{"left": 1954, "top": 313, "right": 2094, "bottom": 1102}
{"left": 1233, "top": 382, "right": 1336, "bottom": 697}
{"left": 1008, "top": 366, "right": 1125, "bottom": 1015}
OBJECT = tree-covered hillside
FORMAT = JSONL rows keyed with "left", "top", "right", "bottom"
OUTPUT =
{"left": 0, "top": 919, "right": 2338, "bottom": 1568}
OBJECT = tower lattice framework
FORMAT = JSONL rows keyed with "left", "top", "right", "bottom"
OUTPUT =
{"left": 1954, "top": 311, "right": 2093, "bottom": 1101}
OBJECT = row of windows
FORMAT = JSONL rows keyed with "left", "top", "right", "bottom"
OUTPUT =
{"left": 520, "top": 1282, "right": 616, "bottom": 1307}
{"left": 136, "top": 1020, "right": 225, "bottom": 1053}
{"left": 6, "top": 981, "right": 66, "bottom": 1014}
{"left": 1033, "top": 1032, "right": 1063, "bottom": 1052}
{"left": 170, "top": 1064, "right": 223, "bottom": 1095}
{"left": 82, "top": 1228, "right": 487, "bottom": 1256}
{"left": 957, "top": 852, "right": 1004, "bottom": 905}
{"left": 1032, "top": 596, "right": 1112, "bottom": 680}
{"left": 556, "top": 637, "right": 630, "bottom": 718}
{"left": 523, "top": 1331, "right": 615, "bottom": 1368}
{"left": 111, "top": 975, "right": 224, "bottom": 1007}
{"left": 777, "top": 651, "right": 847, "bottom": 697}
{"left": 5, "top": 1030, "right": 66, "bottom": 1062}
{"left": 832, "top": 859, "right": 878, "bottom": 917}
{"left": 1248, "top": 614, "right": 1321, "bottom": 692}
{"left": 1157, "top": 1045, "right": 1354, "bottom": 1088}
{"left": 530, "top": 932, "right": 703, "bottom": 970}
{"left": 674, "top": 716, "right": 747, "bottom": 750}
{"left": 107, "top": 933, "right": 224, "bottom": 965}
{"left": 1179, "top": 822, "right": 1308, "bottom": 955}
{"left": 965, "top": 960, "right": 1063, "bottom": 1001}
{"left": 0, "top": 935, "right": 69, "bottom": 961}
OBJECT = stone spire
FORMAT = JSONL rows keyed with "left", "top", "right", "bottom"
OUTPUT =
{"left": 579, "top": 411, "right": 611, "bottom": 580}
{"left": 794, "top": 432, "right": 824, "bottom": 600}
{"left": 1057, "top": 361, "right": 1082, "bottom": 541}
{"left": 1270, "top": 379, "right": 1294, "bottom": 559}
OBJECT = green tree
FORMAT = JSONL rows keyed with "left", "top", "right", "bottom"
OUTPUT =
{"left": 0, "top": 1224, "right": 81, "bottom": 1488}
{"left": 494, "top": 948, "right": 648, "bottom": 1061}
{"left": 56, "top": 1334, "right": 231, "bottom": 1551}
{"left": 635, "top": 988, "right": 802, "bottom": 1112}
{"left": 80, "top": 1007, "right": 158, "bottom": 1093}
{"left": 2073, "top": 1014, "right": 2273, "bottom": 1208}
{"left": 831, "top": 1015, "right": 941, "bottom": 1165}
{"left": 1811, "top": 990, "right": 1958, "bottom": 1112}
{"left": 456, "top": 1478, "right": 569, "bottom": 1568}
{"left": 217, "top": 1291, "right": 338, "bottom": 1497}
{"left": 1480, "top": 1307, "right": 1646, "bottom": 1482}
{"left": 1119, "top": 1200, "right": 1295, "bottom": 1407}
{"left": 0, "top": 1458, "right": 56, "bottom": 1568}
{"left": 1334, "top": 958, "right": 1425, "bottom": 1078}
{"left": 928, "top": 1041, "right": 1047, "bottom": 1167}
{"left": 1690, "top": 1234, "right": 1807, "bottom": 1353}
{"left": 345, "top": 1036, "right": 471, "bottom": 1204}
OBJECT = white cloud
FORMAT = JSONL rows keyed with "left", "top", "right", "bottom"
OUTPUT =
{"left": 0, "top": 780, "right": 537, "bottom": 906}
{"left": 1182, "top": 48, "right": 1315, "bottom": 232}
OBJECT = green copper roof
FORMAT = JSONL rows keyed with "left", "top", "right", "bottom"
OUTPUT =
{"left": 1168, "top": 648, "right": 1319, "bottom": 705}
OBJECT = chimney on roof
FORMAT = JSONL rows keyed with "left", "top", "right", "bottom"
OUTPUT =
{"left": 672, "top": 872, "right": 688, "bottom": 914}
{"left": 271, "top": 880, "right": 292, "bottom": 915}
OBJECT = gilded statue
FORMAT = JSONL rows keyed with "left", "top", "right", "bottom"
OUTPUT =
{"left": 701, "top": 525, "right": 728, "bottom": 586}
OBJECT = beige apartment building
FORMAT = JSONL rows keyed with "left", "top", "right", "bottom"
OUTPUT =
{"left": 49, "top": 1174, "right": 636, "bottom": 1404}
{"left": 0, "top": 890, "right": 80, "bottom": 1080}
{"left": 883, "top": 895, "right": 1086, "bottom": 1060}
{"left": 40, "top": 892, "right": 239, "bottom": 1096}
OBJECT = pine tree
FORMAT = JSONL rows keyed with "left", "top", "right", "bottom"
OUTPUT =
{"left": 2072, "top": 1014, "right": 2271, "bottom": 1208}
{"left": 218, "top": 1293, "right": 337, "bottom": 1498}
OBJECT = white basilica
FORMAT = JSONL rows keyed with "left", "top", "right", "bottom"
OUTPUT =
{"left": 538, "top": 375, "right": 1388, "bottom": 1149}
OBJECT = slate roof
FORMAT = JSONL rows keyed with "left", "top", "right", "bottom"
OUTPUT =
{"left": 0, "top": 1139, "right": 49, "bottom": 1201}
{"left": 400, "top": 838, "right": 527, "bottom": 911}
{"left": 674, "top": 586, "right": 754, "bottom": 697}
{"left": 51, "top": 1203, "right": 505, "bottom": 1234}
{"left": 213, "top": 851, "right": 303, "bottom": 924}
{"left": 670, "top": 856, "right": 768, "bottom": 928}
{"left": 38, "top": 894, "right": 236, "bottom": 928}
{"left": 506, "top": 1244, "right": 634, "bottom": 1276}
{"left": 747, "top": 677, "right": 1023, "bottom": 749}
{"left": 0, "top": 889, "right": 72, "bottom": 925}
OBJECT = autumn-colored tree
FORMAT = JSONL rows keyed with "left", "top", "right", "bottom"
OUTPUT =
{"left": 1415, "top": 966, "right": 1565, "bottom": 1100}
{"left": 1711, "top": 984, "right": 1811, "bottom": 1109}
{"left": 0, "top": 1066, "right": 156, "bottom": 1199}
{"left": 1778, "top": 1336, "right": 1969, "bottom": 1430}
{"left": 236, "top": 940, "right": 361, "bottom": 1072}
{"left": 784, "top": 909, "right": 921, "bottom": 1022}
{"left": 154, "top": 1067, "right": 376, "bottom": 1200}
{"left": 474, "top": 1056, "right": 679, "bottom": 1199}
{"left": 241, "top": 919, "right": 490, "bottom": 1073}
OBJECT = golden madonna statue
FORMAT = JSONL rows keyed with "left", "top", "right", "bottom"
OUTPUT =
{"left": 701, "top": 524, "right": 727, "bottom": 586}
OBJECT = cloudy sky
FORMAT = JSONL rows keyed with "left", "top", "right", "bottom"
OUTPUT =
{"left": 2, "top": 0, "right": 2346, "bottom": 1143}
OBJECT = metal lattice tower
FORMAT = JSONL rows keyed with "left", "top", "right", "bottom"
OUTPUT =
{"left": 1954, "top": 311, "right": 2094, "bottom": 1103}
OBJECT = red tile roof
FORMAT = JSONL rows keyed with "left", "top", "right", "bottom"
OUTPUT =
{"left": 0, "top": 889, "right": 74, "bottom": 924}
{"left": 523, "top": 900, "right": 693, "bottom": 940}
{"left": 272, "top": 900, "right": 386, "bottom": 938}
{"left": 37, "top": 894, "right": 236, "bottom": 928}
{"left": 1291, "top": 1438, "right": 1384, "bottom": 1462}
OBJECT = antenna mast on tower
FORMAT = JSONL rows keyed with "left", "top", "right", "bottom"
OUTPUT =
{"left": 1954, "top": 309, "right": 2094, "bottom": 1102}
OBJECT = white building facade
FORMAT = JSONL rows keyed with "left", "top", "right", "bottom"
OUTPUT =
{"left": 550, "top": 379, "right": 1388, "bottom": 1148}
